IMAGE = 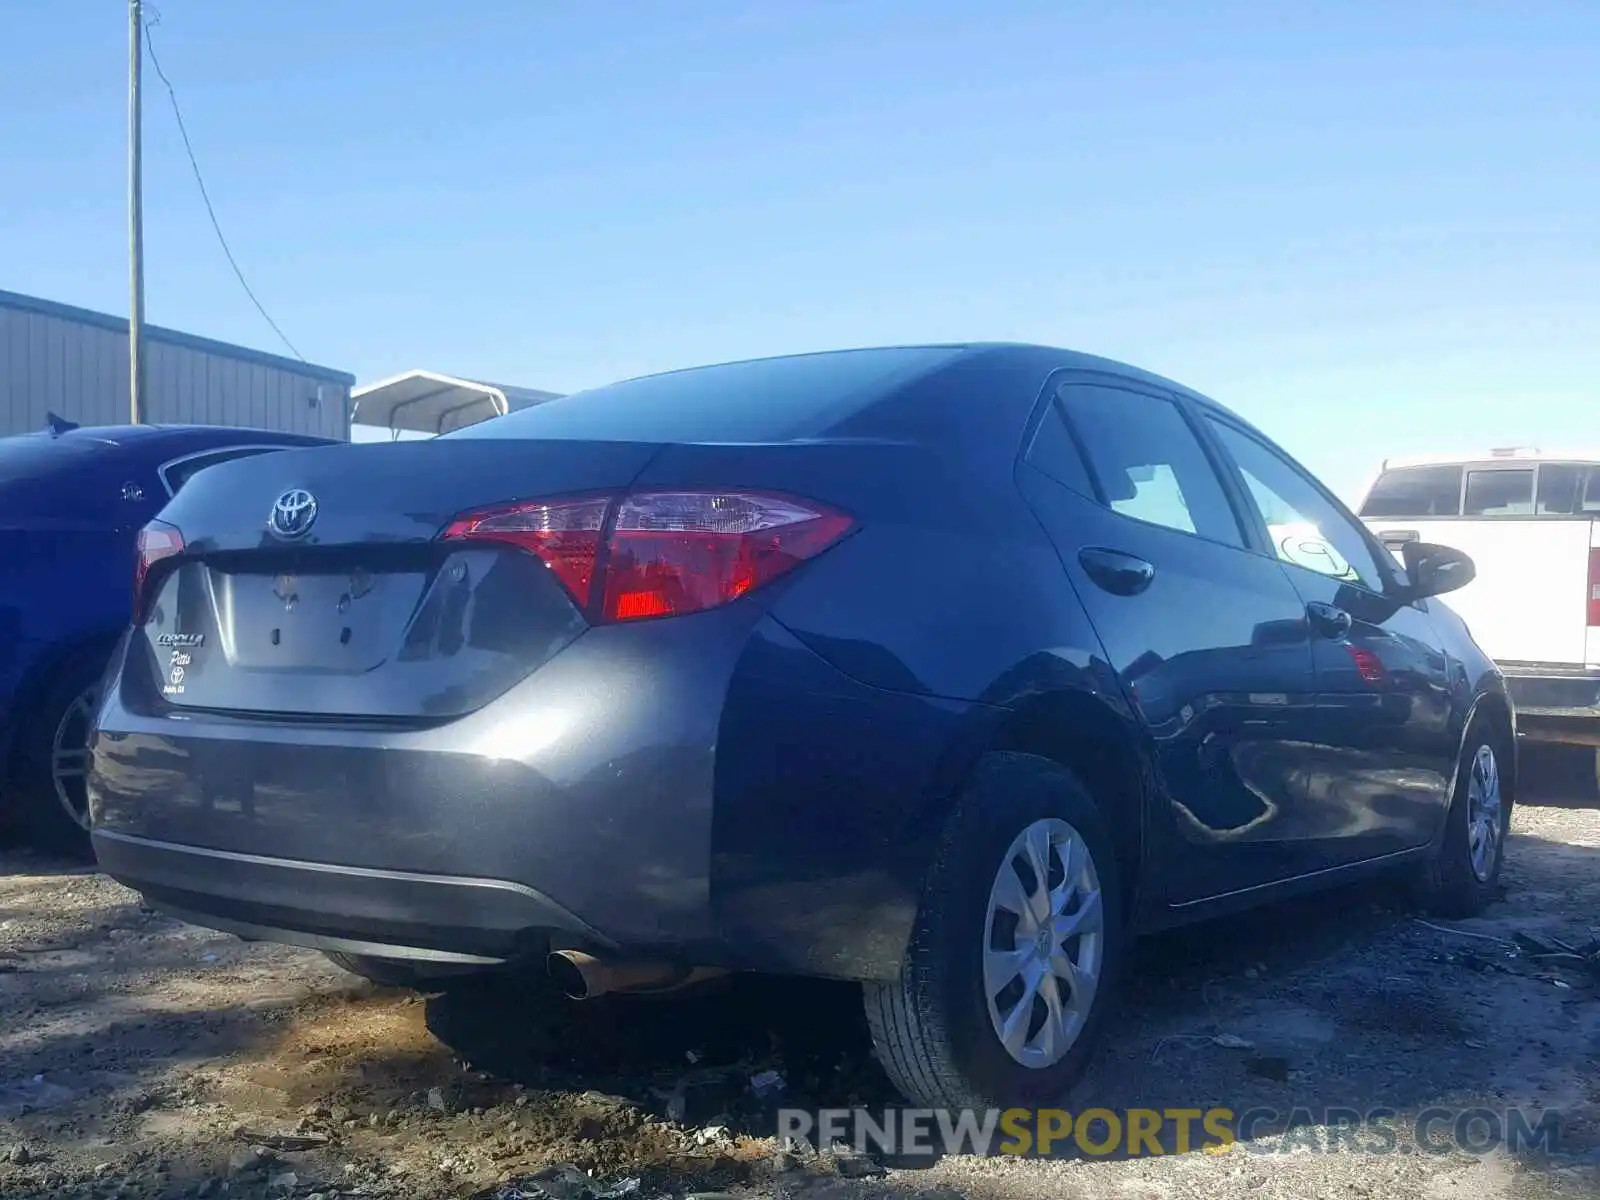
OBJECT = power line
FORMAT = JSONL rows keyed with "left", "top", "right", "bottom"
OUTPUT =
{"left": 141, "top": 10, "right": 305, "bottom": 361}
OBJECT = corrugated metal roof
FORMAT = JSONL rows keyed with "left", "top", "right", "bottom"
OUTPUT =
{"left": 0, "top": 287, "right": 354, "bottom": 386}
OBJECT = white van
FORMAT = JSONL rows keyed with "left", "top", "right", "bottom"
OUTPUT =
{"left": 1355, "top": 448, "right": 1600, "bottom": 764}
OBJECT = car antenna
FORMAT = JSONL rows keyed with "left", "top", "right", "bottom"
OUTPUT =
{"left": 44, "top": 411, "right": 80, "bottom": 436}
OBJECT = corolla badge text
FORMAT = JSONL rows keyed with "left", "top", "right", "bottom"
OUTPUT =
{"left": 156, "top": 632, "right": 205, "bottom": 648}
{"left": 269, "top": 488, "right": 318, "bottom": 540}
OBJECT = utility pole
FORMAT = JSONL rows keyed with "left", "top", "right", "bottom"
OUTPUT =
{"left": 128, "top": 0, "right": 146, "bottom": 424}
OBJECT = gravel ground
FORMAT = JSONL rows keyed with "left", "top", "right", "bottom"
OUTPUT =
{"left": 0, "top": 749, "right": 1596, "bottom": 1199}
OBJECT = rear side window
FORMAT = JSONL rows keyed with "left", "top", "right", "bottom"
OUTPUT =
{"left": 1358, "top": 465, "right": 1462, "bottom": 518}
{"left": 443, "top": 347, "right": 964, "bottom": 444}
{"left": 1057, "top": 384, "right": 1243, "bottom": 547}
{"left": 1023, "top": 402, "right": 1095, "bottom": 496}
{"left": 1463, "top": 468, "right": 1534, "bottom": 516}
{"left": 1535, "top": 463, "right": 1600, "bottom": 515}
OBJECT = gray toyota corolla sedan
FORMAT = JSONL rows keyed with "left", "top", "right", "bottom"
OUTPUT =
{"left": 88, "top": 344, "right": 1511, "bottom": 1108}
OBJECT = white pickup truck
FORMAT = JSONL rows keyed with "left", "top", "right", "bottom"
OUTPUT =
{"left": 1355, "top": 448, "right": 1600, "bottom": 772}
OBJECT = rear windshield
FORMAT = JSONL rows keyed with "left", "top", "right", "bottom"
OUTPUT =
{"left": 1358, "top": 465, "right": 1463, "bottom": 518}
{"left": 443, "top": 347, "right": 964, "bottom": 443}
{"left": 0, "top": 432, "right": 106, "bottom": 481}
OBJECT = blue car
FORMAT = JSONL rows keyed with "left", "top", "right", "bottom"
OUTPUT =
{"left": 1, "top": 418, "right": 335, "bottom": 854}
{"left": 88, "top": 345, "right": 1510, "bottom": 1108}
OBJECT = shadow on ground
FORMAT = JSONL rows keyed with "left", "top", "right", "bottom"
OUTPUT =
{"left": 421, "top": 820, "right": 1600, "bottom": 1177}
{"left": 1520, "top": 744, "right": 1599, "bottom": 809}
{"left": 0, "top": 801, "right": 1595, "bottom": 1198}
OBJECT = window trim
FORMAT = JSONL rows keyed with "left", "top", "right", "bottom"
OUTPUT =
{"left": 1032, "top": 373, "right": 1253, "bottom": 551}
{"left": 1199, "top": 411, "right": 1402, "bottom": 599}
{"left": 157, "top": 444, "right": 291, "bottom": 497}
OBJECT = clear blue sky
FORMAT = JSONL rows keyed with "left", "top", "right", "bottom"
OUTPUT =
{"left": 4, "top": 1, "right": 1595, "bottom": 499}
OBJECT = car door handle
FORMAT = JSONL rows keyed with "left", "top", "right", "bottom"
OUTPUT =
{"left": 1305, "top": 601, "right": 1352, "bottom": 639}
{"left": 1078, "top": 547, "right": 1156, "bottom": 596}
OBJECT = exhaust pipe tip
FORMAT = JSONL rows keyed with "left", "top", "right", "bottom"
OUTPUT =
{"left": 546, "top": 950, "right": 729, "bottom": 1000}
{"left": 546, "top": 950, "right": 595, "bottom": 1000}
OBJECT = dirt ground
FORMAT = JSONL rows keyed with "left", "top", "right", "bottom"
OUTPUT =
{"left": 1, "top": 750, "right": 1598, "bottom": 1200}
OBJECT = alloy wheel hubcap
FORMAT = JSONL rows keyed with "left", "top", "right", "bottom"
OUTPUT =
{"left": 1465, "top": 743, "right": 1503, "bottom": 883}
{"left": 51, "top": 686, "right": 98, "bottom": 831}
{"left": 983, "top": 816, "right": 1104, "bottom": 1069}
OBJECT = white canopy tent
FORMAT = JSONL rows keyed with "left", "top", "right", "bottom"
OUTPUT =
{"left": 350, "top": 369, "right": 562, "bottom": 437}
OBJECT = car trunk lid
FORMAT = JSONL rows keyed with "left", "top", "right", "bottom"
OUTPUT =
{"left": 131, "top": 439, "right": 663, "bottom": 720}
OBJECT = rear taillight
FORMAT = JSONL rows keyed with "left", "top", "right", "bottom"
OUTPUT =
{"left": 601, "top": 491, "right": 854, "bottom": 621}
{"left": 1588, "top": 548, "right": 1600, "bottom": 627}
{"left": 441, "top": 496, "right": 610, "bottom": 607}
{"left": 442, "top": 490, "right": 855, "bottom": 623}
{"left": 133, "top": 518, "right": 185, "bottom": 623}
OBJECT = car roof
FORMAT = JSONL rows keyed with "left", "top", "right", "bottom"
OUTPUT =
{"left": 479, "top": 340, "right": 1264, "bottom": 453}
{"left": 956, "top": 340, "right": 1261, "bottom": 427}
{"left": 973, "top": 341, "right": 1225, "bottom": 395}
{"left": 592, "top": 341, "right": 1217, "bottom": 402}
{"left": 649, "top": 341, "right": 1219, "bottom": 396}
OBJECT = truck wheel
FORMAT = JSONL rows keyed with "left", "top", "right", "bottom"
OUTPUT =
{"left": 863, "top": 752, "right": 1125, "bottom": 1108}
{"left": 13, "top": 652, "right": 108, "bottom": 859}
{"left": 1415, "top": 719, "right": 1512, "bottom": 918}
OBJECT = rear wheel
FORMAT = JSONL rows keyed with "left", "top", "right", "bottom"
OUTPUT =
{"left": 1415, "top": 718, "right": 1512, "bottom": 918}
{"left": 13, "top": 653, "right": 107, "bottom": 859}
{"left": 864, "top": 752, "right": 1125, "bottom": 1108}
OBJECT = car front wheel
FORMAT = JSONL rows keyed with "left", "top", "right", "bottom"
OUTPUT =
{"left": 1415, "top": 718, "right": 1512, "bottom": 918}
{"left": 864, "top": 751, "right": 1125, "bottom": 1108}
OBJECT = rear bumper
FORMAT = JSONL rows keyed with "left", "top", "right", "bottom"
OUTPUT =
{"left": 1500, "top": 662, "right": 1600, "bottom": 747}
{"left": 88, "top": 611, "right": 969, "bottom": 980}
{"left": 93, "top": 828, "right": 608, "bottom": 964}
{"left": 89, "top": 608, "right": 753, "bottom": 965}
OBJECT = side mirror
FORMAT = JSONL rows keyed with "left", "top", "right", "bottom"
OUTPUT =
{"left": 1400, "top": 541, "right": 1475, "bottom": 600}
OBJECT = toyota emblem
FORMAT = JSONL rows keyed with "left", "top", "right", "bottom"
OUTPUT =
{"left": 268, "top": 488, "right": 318, "bottom": 540}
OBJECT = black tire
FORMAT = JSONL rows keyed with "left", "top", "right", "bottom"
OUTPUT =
{"left": 1414, "top": 715, "right": 1513, "bottom": 919}
{"left": 864, "top": 751, "right": 1126, "bottom": 1108}
{"left": 12, "top": 650, "right": 109, "bottom": 860}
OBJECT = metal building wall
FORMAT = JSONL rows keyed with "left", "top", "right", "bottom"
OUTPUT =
{"left": 0, "top": 290, "right": 353, "bottom": 440}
